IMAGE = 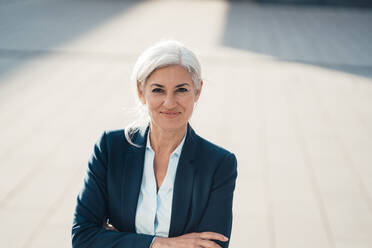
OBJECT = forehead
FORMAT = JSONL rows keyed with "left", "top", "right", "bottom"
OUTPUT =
{"left": 146, "top": 65, "right": 193, "bottom": 87}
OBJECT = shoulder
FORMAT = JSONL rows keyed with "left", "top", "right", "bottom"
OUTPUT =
{"left": 195, "top": 134, "right": 232, "bottom": 158}
{"left": 192, "top": 131, "right": 237, "bottom": 169}
{"left": 94, "top": 129, "right": 129, "bottom": 154}
{"left": 104, "top": 129, "right": 127, "bottom": 144}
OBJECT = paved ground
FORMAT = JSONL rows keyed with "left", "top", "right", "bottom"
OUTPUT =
{"left": 1, "top": 0, "right": 372, "bottom": 247}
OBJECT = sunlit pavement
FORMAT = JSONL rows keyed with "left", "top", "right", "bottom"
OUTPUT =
{"left": 0, "top": 0, "right": 372, "bottom": 247}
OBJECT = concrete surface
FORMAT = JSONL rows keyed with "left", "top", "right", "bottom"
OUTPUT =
{"left": 0, "top": 0, "right": 372, "bottom": 247}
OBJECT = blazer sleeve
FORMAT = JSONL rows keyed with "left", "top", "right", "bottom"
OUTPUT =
{"left": 196, "top": 152, "right": 238, "bottom": 248}
{"left": 71, "top": 131, "right": 154, "bottom": 248}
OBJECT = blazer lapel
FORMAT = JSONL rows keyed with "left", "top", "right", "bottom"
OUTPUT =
{"left": 169, "top": 124, "right": 198, "bottom": 237}
{"left": 121, "top": 126, "right": 149, "bottom": 232}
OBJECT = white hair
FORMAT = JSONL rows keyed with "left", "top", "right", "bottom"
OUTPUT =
{"left": 125, "top": 40, "right": 202, "bottom": 146}
{"left": 132, "top": 40, "right": 202, "bottom": 90}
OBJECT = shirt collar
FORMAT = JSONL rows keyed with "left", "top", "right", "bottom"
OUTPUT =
{"left": 146, "top": 128, "right": 187, "bottom": 157}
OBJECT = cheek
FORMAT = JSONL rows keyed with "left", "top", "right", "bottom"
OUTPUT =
{"left": 146, "top": 96, "right": 162, "bottom": 111}
{"left": 180, "top": 95, "right": 195, "bottom": 111}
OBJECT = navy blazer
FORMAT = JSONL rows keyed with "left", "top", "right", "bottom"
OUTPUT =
{"left": 72, "top": 124, "right": 238, "bottom": 248}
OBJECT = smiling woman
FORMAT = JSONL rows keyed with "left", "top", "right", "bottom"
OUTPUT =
{"left": 72, "top": 40, "right": 238, "bottom": 248}
{"left": 138, "top": 65, "right": 202, "bottom": 134}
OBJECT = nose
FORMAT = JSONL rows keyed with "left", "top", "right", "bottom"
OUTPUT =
{"left": 163, "top": 93, "right": 177, "bottom": 109}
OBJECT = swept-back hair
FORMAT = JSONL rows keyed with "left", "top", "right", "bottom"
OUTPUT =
{"left": 125, "top": 40, "right": 202, "bottom": 147}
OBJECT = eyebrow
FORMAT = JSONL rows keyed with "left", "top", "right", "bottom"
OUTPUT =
{"left": 150, "top": 83, "right": 191, "bottom": 88}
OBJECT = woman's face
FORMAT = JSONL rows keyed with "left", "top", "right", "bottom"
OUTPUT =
{"left": 138, "top": 65, "right": 202, "bottom": 133}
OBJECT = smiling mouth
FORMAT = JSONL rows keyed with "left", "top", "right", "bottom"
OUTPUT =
{"left": 160, "top": 111, "right": 180, "bottom": 118}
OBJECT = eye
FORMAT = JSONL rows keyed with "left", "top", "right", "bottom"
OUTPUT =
{"left": 152, "top": 88, "right": 164, "bottom": 93}
{"left": 176, "top": 87, "right": 188, "bottom": 93}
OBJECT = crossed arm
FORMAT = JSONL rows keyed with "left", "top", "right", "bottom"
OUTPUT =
{"left": 104, "top": 223, "right": 228, "bottom": 248}
{"left": 72, "top": 132, "right": 237, "bottom": 248}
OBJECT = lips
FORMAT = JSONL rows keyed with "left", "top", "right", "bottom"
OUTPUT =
{"left": 160, "top": 111, "right": 180, "bottom": 118}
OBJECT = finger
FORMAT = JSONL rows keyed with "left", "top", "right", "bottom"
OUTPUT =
{"left": 199, "top": 232, "right": 228, "bottom": 242}
{"left": 103, "top": 223, "right": 118, "bottom": 231}
{"left": 181, "top": 232, "right": 200, "bottom": 239}
{"left": 198, "top": 239, "right": 221, "bottom": 248}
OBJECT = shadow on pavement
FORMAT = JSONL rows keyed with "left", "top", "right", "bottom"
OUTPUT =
{"left": 221, "top": 1, "right": 372, "bottom": 79}
{"left": 0, "top": 0, "right": 143, "bottom": 80}
{"left": 250, "top": 0, "right": 372, "bottom": 8}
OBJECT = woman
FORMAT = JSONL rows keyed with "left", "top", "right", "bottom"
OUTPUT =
{"left": 72, "top": 40, "right": 238, "bottom": 248}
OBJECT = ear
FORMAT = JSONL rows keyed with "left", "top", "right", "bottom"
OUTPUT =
{"left": 194, "top": 80, "right": 203, "bottom": 102}
{"left": 137, "top": 81, "right": 146, "bottom": 104}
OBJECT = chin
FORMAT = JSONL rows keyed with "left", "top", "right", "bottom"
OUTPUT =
{"left": 156, "top": 120, "right": 188, "bottom": 132}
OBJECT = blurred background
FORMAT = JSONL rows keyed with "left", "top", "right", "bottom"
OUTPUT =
{"left": 1, "top": 0, "right": 372, "bottom": 247}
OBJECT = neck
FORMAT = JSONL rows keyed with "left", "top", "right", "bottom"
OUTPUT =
{"left": 149, "top": 122, "right": 187, "bottom": 155}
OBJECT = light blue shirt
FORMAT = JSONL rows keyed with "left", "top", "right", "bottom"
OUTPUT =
{"left": 135, "top": 129, "right": 187, "bottom": 238}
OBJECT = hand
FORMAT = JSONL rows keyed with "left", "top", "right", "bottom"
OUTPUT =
{"left": 151, "top": 232, "right": 228, "bottom": 248}
{"left": 103, "top": 222, "right": 118, "bottom": 231}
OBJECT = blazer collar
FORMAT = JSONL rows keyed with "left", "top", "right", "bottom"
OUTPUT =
{"left": 122, "top": 123, "right": 199, "bottom": 235}
{"left": 130, "top": 123, "right": 197, "bottom": 153}
{"left": 169, "top": 123, "right": 198, "bottom": 237}
{"left": 121, "top": 126, "right": 147, "bottom": 231}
